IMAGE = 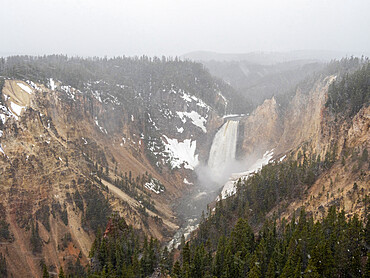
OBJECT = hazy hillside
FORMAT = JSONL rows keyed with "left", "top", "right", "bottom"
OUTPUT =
{"left": 182, "top": 51, "right": 370, "bottom": 106}
{"left": 201, "top": 60, "right": 324, "bottom": 106}
{"left": 181, "top": 50, "right": 355, "bottom": 64}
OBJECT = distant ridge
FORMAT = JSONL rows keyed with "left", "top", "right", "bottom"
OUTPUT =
{"left": 181, "top": 50, "right": 366, "bottom": 65}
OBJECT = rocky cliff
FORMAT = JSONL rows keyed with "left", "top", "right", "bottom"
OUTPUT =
{"left": 238, "top": 62, "right": 369, "bottom": 221}
{"left": 0, "top": 56, "right": 244, "bottom": 277}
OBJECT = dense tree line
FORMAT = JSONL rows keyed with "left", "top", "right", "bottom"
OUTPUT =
{"left": 88, "top": 214, "right": 163, "bottom": 277}
{"left": 326, "top": 61, "right": 370, "bottom": 117}
{"left": 0, "top": 55, "right": 250, "bottom": 115}
{"left": 49, "top": 206, "right": 370, "bottom": 277}
{"left": 173, "top": 207, "right": 370, "bottom": 278}
{"left": 81, "top": 183, "right": 112, "bottom": 233}
{"left": 71, "top": 181, "right": 111, "bottom": 233}
{"left": 49, "top": 145, "right": 359, "bottom": 277}
{"left": 276, "top": 57, "right": 368, "bottom": 110}
{"left": 110, "top": 171, "right": 160, "bottom": 211}
{"left": 194, "top": 149, "right": 337, "bottom": 250}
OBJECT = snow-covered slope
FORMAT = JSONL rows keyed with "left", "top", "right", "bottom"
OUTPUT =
{"left": 220, "top": 150, "right": 274, "bottom": 199}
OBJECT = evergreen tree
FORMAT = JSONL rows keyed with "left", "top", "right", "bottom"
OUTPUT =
{"left": 0, "top": 253, "right": 7, "bottom": 278}
{"left": 58, "top": 266, "right": 65, "bottom": 278}
{"left": 173, "top": 261, "right": 181, "bottom": 278}
{"left": 247, "top": 264, "right": 262, "bottom": 278}
{"left": 303, "top": 260, "right": 320, "bottom": 278}
{"left": 266, "top": 259, "right": 275, "bottom": 278}
{"left": 364, "top": 254, "right": 370, "bottom": 278}
{"left": 42, "top": 263, "right": 50, "bottom": 278}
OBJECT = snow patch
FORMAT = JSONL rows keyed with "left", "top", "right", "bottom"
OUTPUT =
{"left": 218, "top": 92, "right": 228, "bottom": 104}
{"left": 94, "top": 117, "right": 108, "bottom": 134}
{"left": 163, "top": 135, "right": 199, "bottom": 170}
{"left": 183, "top": 178, "right": 193, "bottom": 185}
{"left": 17, "top": 83, "right": 33, "bottom": 94}
{"left": 144, "top": 178, "right": 165, "bottom": 194}
{"left": 180, "top": 92, "right": 210, "bottom": 110}
{"left": 176, "top": 111, "right": 207, "bottom": 132}
{"left": 1, "top": 103, "right": 19, "bottom": 121}
{"left": 220, "top": 150, "right": 274, "bottom": 199}
{"left": 0, "top": 144, "right": 5, "bottom": 156}
{"left": 10, "top": 102, "right": 25, "bottom": 117}
{"left": 91, "top": 90, "right": 102, "bottom": 102}
{"left": 0, "top": 113, "right": 5, "bottom": 124}
{"left": 181, "top": 93, "right": 192, "bottom": 102}
{"left": 49, "top": 78, "right": 56, "bottom": 90}
{"left": 177, "top": 127, "right": 184, "bottom": 133}
{"left": 61, "top": 85, "right": 76, "bottom": 100}
{"left": 26, "top": 80, "right": 40, "bottom": 90}
{"left": 279, "top": 155, "right": 286, "bottom": 162}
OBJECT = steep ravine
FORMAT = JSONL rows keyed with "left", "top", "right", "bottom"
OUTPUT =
{"left": 0, "top": 67, "right": 237, "bottom": 276}
{"left": 0, "top": 57, "right": 368, "bottom": 277}
{"left": 176, "top": 71, "right": 369, "bottom": 247}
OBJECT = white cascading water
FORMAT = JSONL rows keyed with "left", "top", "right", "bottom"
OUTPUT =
{"left": 168, "top": 120, "right": 239, "bottom": 249}
{"left": 208, "top": 120, "right": 239, "bottom": 175}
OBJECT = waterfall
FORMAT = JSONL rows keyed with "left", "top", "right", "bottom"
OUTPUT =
{"left": 208, "top": 120, "right": 239, "bottom": 174}
{"left": 168, "top": 120, "right": 239, "bottom": 249}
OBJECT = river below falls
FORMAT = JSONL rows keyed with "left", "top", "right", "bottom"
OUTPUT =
{"left": 168, "top": 181, "right": 221, "bottom": 248}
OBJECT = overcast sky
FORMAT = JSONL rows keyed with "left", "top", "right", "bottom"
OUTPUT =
{"left": 1, "top": 0, "right": 369, "bottom": 57}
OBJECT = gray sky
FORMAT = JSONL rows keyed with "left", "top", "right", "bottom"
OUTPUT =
{"left": 1, "top": 0, "right": 369, "bottom": 57}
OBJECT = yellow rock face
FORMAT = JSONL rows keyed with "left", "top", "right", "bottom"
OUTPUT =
{"left": 2, "top": 80, "right": 34, "bottom": 117}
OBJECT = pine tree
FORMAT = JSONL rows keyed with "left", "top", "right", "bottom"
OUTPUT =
{"left": 173, "top": 261, "right": 181, "bottom": 278}
{"left": 230, "top": 218, "right": 254, "bottom": 257}
{"left": 160, "top": 246, "right": 170, "bottom": 274}
{"left": 42, "top": 263, "right": 49, "bottom": 278}
{"left": 280, "top": 257, "right": 294, "bottom": 278}
{"left": 347, "top": 214, "right": 363, "bottom": 277}
{"left": 266, "top": 259, "right": 275, "bottom": 278}
{"left": 366, "top": 214, "right": 370, "bottom": 249}
{"left": 247, "top": 264, "right": 262, "bottom": 278}
{"left": 58, "top": 266, "right": 65, "bottom": 278}
{"left": 0, "top": 253, "right": 7, "bottom": 278}
{"left": 182, "top": 242, "right": 191, "bottom": 266}
{"left": 363, "top": 253, "right": 370, "bottom": 278}
{"left": 213, "top": 236, "right": 226, "bottom": 277}
{"left": 303, "top": 260, "right": 320, "bottom": 278}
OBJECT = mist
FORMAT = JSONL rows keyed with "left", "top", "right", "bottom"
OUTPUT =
{"left": 1, "top": 0, "right": 370, "bottom": 57}
{"left": 196, "top": 158, "right": 252, "bottom": 190}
